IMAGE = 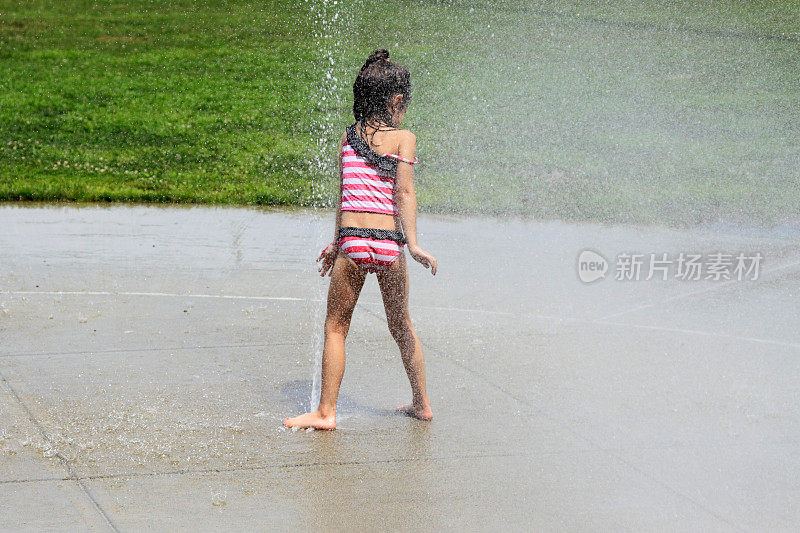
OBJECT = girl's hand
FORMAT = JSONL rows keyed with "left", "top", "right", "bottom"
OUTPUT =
{"left": 317, "top": 243, "right": 339, "bottom": 277}
{"left": 408, "top": 244, "right": 438, "bottom": 275}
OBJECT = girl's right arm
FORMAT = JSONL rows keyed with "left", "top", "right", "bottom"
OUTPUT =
{"left": 333, "top": 131, "right": 346, "bottom": 242}
{"left": 317, "top": 132, "right": 347, "bottom": 277}
{"left": 394, "top": 131, "right": 438, "bottom": 275}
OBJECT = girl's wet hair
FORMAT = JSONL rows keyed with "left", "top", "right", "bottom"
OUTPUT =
{"left": 352, "top": 49, "right": 411, "bottom": 142}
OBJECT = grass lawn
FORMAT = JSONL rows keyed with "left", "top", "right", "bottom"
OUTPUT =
{"left": 1, "top": 0, "right": 798, "bottom": 226}
{"left": 1, "top": 0, "right": 321, "bottom": 205}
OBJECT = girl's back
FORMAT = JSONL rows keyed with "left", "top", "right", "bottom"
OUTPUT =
{"left": 341, "top": 123, "right": 417, "bottom": 218}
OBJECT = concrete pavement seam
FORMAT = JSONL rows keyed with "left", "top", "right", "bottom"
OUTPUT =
{"left": 0, "top": 341, "right": 310, "bottom": 359}
{"left": 0, "top": 370, "right": 120, "bottom": 532}
{"left": 0, "top": 451, "right": 528, "bottom": 486}
{"left": 8, "top": 289, "right": 794, "bottom": 351}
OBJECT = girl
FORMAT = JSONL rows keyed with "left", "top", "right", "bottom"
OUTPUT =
{"left": 283, "top": 49, "right": 437, "bottom": 430}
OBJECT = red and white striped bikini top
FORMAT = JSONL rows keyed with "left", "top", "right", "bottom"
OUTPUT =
{"left": 340, "top": 123, "right": 418, "bottom": 216}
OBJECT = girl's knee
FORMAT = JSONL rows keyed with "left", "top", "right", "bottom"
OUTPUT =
{"left": 388, "top": 316, "right": 414, "bottom": 342}
{"left": 325, "top": 315, "right": 350, "bottom": 337}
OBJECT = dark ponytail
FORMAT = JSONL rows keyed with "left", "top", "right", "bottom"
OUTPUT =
{"left": 360, "top": 49, "right": 390, "bottom": 72}
{"left": 352, "top": 49, "right": 411, "bottom": 144}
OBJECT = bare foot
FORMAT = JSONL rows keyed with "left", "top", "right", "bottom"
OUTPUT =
{"left": 397, "top": 403, "right": 433, "bottom": 421}
{"left": 283, "top": 410, "right": 336, "bottom": 430}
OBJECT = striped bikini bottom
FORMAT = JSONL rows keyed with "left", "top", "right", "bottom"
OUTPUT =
{"left": 338, "top": 226, "right": 406, "bottom": 273}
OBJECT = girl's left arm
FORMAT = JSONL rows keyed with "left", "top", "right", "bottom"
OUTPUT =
{"left": 394, "top": 131, "right": 438, "bottom": 275}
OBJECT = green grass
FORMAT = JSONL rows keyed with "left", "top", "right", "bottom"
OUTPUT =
{"left": 1, "top": 0, "right": 322, "bottom": 205}
{"left": 1, "top": 0, "right": 799, "bottom": 227}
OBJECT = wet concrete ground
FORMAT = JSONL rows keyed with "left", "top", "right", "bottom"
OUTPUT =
{"left": 1, "top": 204, "right": 798, "bottom": 531}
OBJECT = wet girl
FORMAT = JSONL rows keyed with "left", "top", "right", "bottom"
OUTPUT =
{"left": 283, "top": 49, "right": 437, "bottom": 430}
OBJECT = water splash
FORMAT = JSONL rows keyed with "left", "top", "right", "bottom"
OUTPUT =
{"left": 306, "top": 0, "right": 355, "bottom": 411}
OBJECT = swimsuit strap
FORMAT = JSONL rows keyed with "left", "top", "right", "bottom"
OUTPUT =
{"left": 382, "top": 153, "right": 418, "bottom": 165}
{"left": 345, "top": 123, "right": 398, "bottom": 173}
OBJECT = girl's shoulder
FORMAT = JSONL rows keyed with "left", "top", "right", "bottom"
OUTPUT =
{"left": 383, "top": 129, "right": 415, "bottom": 157}
{"left": 394, "top": 129, "right": 416, "bottom": 144}
{"left": 392, "top": 130, "right": 416, "bottom": 164}
{"left": 397, "top": 130, "right": 417, "bottom": 144}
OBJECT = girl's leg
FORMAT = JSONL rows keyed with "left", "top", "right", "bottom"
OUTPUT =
{"left": 376, "top": 253, "right": 433, "bottom": 420}
{"left": 283, "top": 252, "right": 366, "bottom": 429}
